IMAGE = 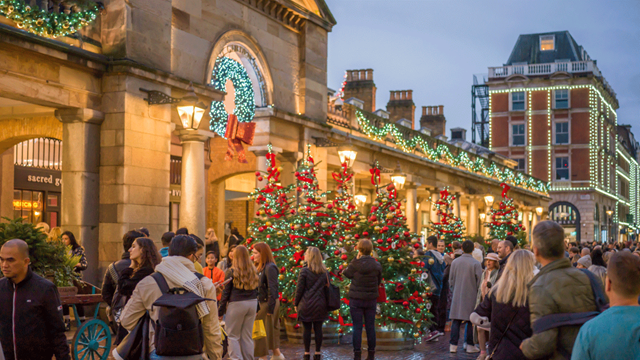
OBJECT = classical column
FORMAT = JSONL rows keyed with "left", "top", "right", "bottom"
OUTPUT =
{"left": 469, "top": 198, "right": 478, "bottom": 236}
{"left": 453, "top": 193, "right": 461, "bottom": 217}
{"left": 406, "top": 185, "right": 418, "bottom": 233}
{"left": 430, "top": 191, "right": 439, "bottom": 224}
{"left": 178, "top": 130, "right": 214, "bottom": 239}
{"left": 55, "top": 108, "right": 104, "bottom": 284}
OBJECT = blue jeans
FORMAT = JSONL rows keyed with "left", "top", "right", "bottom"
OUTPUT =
{"left": 349, "top": 298, "right": 377, "bottom": 351}
{"left": 449, "top": 319, "right": 474, "bottom": 346}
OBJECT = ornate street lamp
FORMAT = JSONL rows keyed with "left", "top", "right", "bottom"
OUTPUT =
{"left": 337, "top": 142, "right": 358, "bottom": 168}
{"left": 141, "top": 82, "right": 207, "bottom": 130}
{"left": 484, "top": 195, "right": 494, "bottom": 207}
{"left": 390, "top": 161, "right": 406, "bottom": 190}
{"left": 536, "top": 206, "right": 544, "bottom": 216}
{"left": 606, "top": 209, "right": 613, "bottom": 217}
{"left": 479, "top": 213, "right": 486, "bottom": 222}
{"left": 354, "top": 180, "right": 367, "bottom": 207}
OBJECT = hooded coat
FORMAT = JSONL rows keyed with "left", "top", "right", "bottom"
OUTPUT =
{"left": 294, "top": 267, "right": 329, "bottom": 322}
{"left": 343, "top": 255, "right": 382, "bottom": 301}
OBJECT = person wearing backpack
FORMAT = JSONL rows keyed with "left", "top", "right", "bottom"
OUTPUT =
{"left": 571, "top": 252, "right": 640, "bottom": 360}
{"left": 252, "top": 242, "right": 285, "bottom": 360}
{"left": 112, "top": 237, "right": 161, "bottom": 344}
{"left": 102, "top": 230, "right": 145, "bottom": 309}
{"left": 520, "top": 221, "right": 597, "bottom": 360}
{"left": 218, "top": 245, "right": 260, "bottom": 360}
{"left": 119, "top": 235, "right": 223, "bottom": 360}
{"left": 294, "top": 246, "right": 330, "bottom": 360}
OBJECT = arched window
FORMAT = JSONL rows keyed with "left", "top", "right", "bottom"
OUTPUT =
{"left": 549, "top": 202, "right": 581, "bottom": 243}
{"left": 215, "top": 43, "right": 268, "bottom": 108}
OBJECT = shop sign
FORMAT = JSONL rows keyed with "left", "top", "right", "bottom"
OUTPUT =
{"left": 14, "top": 166, "right": 62, "bottom": 192}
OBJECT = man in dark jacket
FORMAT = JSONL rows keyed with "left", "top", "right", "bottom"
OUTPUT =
{"left": 520, "top": 221, "right": 596, "bottom": 360}
{"left": 0, "top": 239, "right": 69, "bottom": 360}
{"left": 343, "top": 239, "right": 382, "bottom": 360}
{"left": 423, "top": 236, "right": 446, "bottom": 341}
{"left": 496, "top": 239, "right": 514, "bottom": 280}
{"left": 102, "top": 230, "right": 145, "bottom": 306}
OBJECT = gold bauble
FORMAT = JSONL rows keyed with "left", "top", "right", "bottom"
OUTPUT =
{"left": 411, "top": 268, "right": 416, "bottom": 273}
{"left": 342, "top": 262, "right": 348, "bottom": 266}
{"left": 307, "top": 229, "right": 314, "bottom": 235}
{"left": 413, "top": 333, "right": 420, "bottom": 338}
{"left": 279, "top": 274, "right": 285, "bottom": 280}
{"left": 386, "top": 213, "right": 393, "bottom": 219}
{"left": 294, "top": 224, "right": 301, "bottom": 230}
{"left": 428, "top": 258, "right": 435, "bottom": 265}
{"left": 374, "top": 226, "right": 381, "bottom": 231}
{"left": 321, "top": 222, "right": 328, "bottom": 228}
{"left": 277, "top": 231, "right": 284, "bottom": 236}
{"left": 425, "top": 286, "right": 431, "bottom": 292}
{"left": 411, "top": 237, "right": 419, "bottom": 243}
{"left": 7, "top": 6, "right": 14, "bottom": 14}
{"left": 277, "top": 166, "right": 283, "bottom": 172}
{"left": 265, "top": 221, "right": 272, "bottom": 227}
{"left": 259, "top": 210, "right": 265, "bottom": 215}
{"left": 387, "top": 257, "right": 394, "bottom": 262}
{"left": 36, "top": 19, "right": 44, "bottom": 26}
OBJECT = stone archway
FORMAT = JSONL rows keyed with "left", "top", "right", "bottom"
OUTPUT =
{"left": 0, "top": 116, "right": 62, "bottom": 154}
{"left": 549, "top": 201, "right": 581, "bottom": 243}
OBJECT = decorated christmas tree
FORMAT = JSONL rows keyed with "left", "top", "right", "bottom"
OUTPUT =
{"left": 245, "top": 145, "right": 295, "bottom": 279}
{"left": 428, "top": 187, "right": 465, "bottom": 248}
{"left": 278, "top": 147, "right": 338, "bottom": 319}
{"left": 329, "top": 164, "right": 433, "bottom": 340}
{"left": 485, "top": 183, "right": 525, "bottom": 241}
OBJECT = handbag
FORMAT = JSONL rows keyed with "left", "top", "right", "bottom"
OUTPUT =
{"left": 113, "top": 311, "right": 150, "bottom": 360}
{"left": 325, "top": 272, "right": 341, "bottom": 311}
{"left": 487, "top": 310, "right": 517, "bottom": 360}
{"left": 252, "top": 319, "right": 267, "bottom": 339}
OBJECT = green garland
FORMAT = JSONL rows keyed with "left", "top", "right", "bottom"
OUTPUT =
{"left": 209, "top": 56, "right": 255, "bottom": 137}
{"left": 355, "top": 109, "right": 550, "bottom": 194}
{"left": 0, "top": 0, "right": 99, "bottom": 38}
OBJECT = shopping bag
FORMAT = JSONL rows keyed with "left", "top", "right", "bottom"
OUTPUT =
{"left": 252, "top": 319, "right": 266, "bottom": 339}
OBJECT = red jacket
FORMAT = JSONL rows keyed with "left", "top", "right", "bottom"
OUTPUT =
{"left": 203, "top": 266, "right": 225, "bottom": 300}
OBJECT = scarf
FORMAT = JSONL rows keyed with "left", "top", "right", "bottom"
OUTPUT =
{"left": 155, "top": 256, "right": 210, "bottom": 319}
{"left": 428, "top": 249, "right": 444, "bottom": 264}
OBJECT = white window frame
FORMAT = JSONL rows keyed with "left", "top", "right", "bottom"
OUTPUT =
{"left": 514, "top": 158, "right": 526, "bottom": 172}
{"left": 510, "top": 122, "right": 526, "bottom": 146}
{"left": 554, "top": 121, "right": 570, "bottom": 145}
{"left": 554, "top": 89, "right": 570, "bottom": 109}
{"left": 540, "top": 34, "right": 555, "bottom": 51}
{"left": 555, "top": 156, "right": 570, "bottom": 181}
{"left": 510, "top": 91, "right": 526, "bottom": 111}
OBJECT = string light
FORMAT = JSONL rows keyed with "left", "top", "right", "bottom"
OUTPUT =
{"left": 0, "top": 0, "right": 99, "bottom": 38}
{"left": 209, "top": 56, "right": 255, "bottom": 137}
{"left": 354, "top": 109, "right": 549, "bottom": 194}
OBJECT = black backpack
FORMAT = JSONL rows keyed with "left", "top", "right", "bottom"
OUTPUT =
{"left": 151, "top": 272, "right": 210, "bottom": 356}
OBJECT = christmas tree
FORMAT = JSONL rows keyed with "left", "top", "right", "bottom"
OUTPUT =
{"left": 485, "top": 183, "right": 525, "bottom": 241}
{"left": 330, "top": 164, "right": 433, "bottom": 340}
{"left": 428, "top": 187, "right": 465, "bottom": 249}
{"left": 246, "top": 145, "right": 295, "bottom": 285}
{"left": 278, "top": 147, "right": 338, "bottom": 319}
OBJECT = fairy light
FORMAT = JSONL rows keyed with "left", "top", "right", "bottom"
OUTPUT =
{"left": 0, "top": 0, "right": 99, "bottom": 38}
{"left": 546, "top": 90, "right": 551, "bottom": 182}
{"left": 209, "top": 56, "right": 256, "bottom": 137}
{"left": 527, "top": 91, "right": 533, "bottom": 176}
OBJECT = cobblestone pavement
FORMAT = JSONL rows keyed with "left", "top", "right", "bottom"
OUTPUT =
{"left": 279, "top": 339, "right": 480, "bottom": 360}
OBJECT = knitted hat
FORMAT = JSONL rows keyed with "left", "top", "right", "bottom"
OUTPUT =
{"left": 577, "top": 255, "right": 592, "bottom": 268}
{"left": 485, "top": 253, "right": 500, "bottom": 263}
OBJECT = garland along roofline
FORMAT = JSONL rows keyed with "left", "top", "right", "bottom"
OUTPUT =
{"left": 0, "top": 0, "right": 100, "bottom": 38}
{"left": 353, "top": 109, "right": 549, "bottom": 195}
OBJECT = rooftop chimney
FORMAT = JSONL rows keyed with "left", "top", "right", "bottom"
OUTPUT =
{"left": 420, "top": 105, "right": 446, "bottom": 137}
{"left": 386, "top": 90, "right": 416, "bottom": 129}
{"left": 343, "top": 69, "right": 376, "bottom": 112}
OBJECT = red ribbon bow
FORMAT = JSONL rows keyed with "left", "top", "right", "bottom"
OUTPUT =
{"left": 370, "top": 167, "right": 381, "bottom": 186}
{"left": 224, "top": 114, "right": 255, "bottom": 163}
{"left": 500, "top": 183, "right": 511, "bottom": 198}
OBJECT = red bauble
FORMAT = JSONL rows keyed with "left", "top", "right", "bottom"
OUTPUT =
{"left": 394, "top": 234, "right": 400, "bottom": 239}
{"left": 280, "top": 266, "right": 285, "bottom": 273}
{"left": 258, "top": 176, "right": 263, "bottom": 181}
{"left": 256, "top": 211, "right": 260, "bottom": 216}
{"left": 304, "top": 223, "right": 311, "bottom": 228}
{"left": 255, "top": 171, "right": 261, "bottom": 176}
{"left": 355, "top": 234, "right": 360, "bottom": 239}
{"left": 296, "top": 187, "right": 302, "bottom": 192}
{"left": 339, "top": 265, "right": 344, "bottom": 270}
{"left": 258, "top": 227, "right": 265, "bottom": 232}
{"left": 290, "top": 209, "right": 296, "bottom": 214}
{"left": 306, "top": 206, "right": 312, "bottom": 212}
{"left": 267, "top": 167, "right": 272, "bottom": 172}
{"left": 266, "top": 235, "right": 271, "bottom": 239}
{"left": 386, "top": 238, "right": 393, "bottom": 243}
{"left": 402, "top": 301, "right": 409, "bottom": 307}
{"left": 295, "top": 171, "right": 300, "bottom": 176}
{"left": 314, "top": 222, "right": 320, "bottom": 227}
{"left": 294, "top": 324, "right": 300, "bottom": 329}
{"left": 377, "top": 239, "right": 383, "bottom": 244}
{"left": 369, "top": 216, "right": 377, "bottom": 222}
{"left": 413, "top": 243, "right": 420, "bottom": 248}
{"left": 341, "top": 254, "right": 348, "bottom": 260}
{"left": 334, "top": 250, "right": 340, "bottom": 255}
{"left": 382, "top": 226, "right": 389, "bottom": 232}
{"left": 327, "top": 204, "right": 333, "bottom": 209}
{"left": 415, "top": 308, "right": 421, "bottom": 313}
{"left": 390, "top": 206, "right": 396, "bottom": 211}
{"left": 363, "top": 231, "right": 369, "bottom": 236}
{"left": 413, "top": 291, "right": 419, "bottom": 297}
{"left": 403, "top": 231, "right": 410, "bottom": 237}
{"left": 303, "top": 185, "right": 309, "bottom": 190}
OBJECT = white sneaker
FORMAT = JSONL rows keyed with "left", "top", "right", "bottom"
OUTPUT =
{"left": 271, "top": 354, "right": 285, "bottom": 360}
{"left": 466, "top": 345, "right": 480, "bottom": 353}
{"left": 449, "top": 344, "right": 457, "bottom": 353}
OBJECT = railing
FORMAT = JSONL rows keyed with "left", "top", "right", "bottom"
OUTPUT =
{"left": 13, "top": 138, "right": 62, "bottom": 170}
{"left": 489, "top": 60, "right": 616, "bottom": 100}
{"left": 489, "top": 61, "right": 599, "bottom": 78}
{"left": 170, "top": 156, "right": 182, "bottom": 185}
{"left": 327, "top": 103, "right": 351, "bottom": 128}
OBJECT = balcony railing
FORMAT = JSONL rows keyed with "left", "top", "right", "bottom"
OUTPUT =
{"left": 488, "top": 60, "right": 616, "bottom": 99}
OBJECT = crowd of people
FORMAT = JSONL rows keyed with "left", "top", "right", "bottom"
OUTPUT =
{"left": 0, "top": 221, "right": 639, "bottom": 360}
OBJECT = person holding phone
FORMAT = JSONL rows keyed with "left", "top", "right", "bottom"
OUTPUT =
{"left": 205, "top": 251, "right": 225, "bottom": 301}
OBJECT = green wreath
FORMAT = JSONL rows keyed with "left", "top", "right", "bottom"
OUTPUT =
{"left": 0, "top": 0, "right": 99, "bottom": 38}
{"left": 209, "top": 56, "right": 255, "bottom": 137}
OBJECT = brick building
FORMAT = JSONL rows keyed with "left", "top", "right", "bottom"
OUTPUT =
{"left": 487, "top": 31, "right": 639, "bottom": 243}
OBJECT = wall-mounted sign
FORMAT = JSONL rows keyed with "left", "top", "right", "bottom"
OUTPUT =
{"left": 14, "top": 166, "right": 62, "bottom": 192}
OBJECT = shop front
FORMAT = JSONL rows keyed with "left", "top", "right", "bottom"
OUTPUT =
{"left": 13, "top": 165, "right": 62, "bottom": 228}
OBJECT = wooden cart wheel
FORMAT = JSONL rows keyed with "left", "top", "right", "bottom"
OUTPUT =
{"left": 72, "top": 319, "right": 112, "bottom": 360}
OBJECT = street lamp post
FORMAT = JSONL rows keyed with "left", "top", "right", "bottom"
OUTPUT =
{"left": 390, "top": 161, "right": 406, "bottom": 190}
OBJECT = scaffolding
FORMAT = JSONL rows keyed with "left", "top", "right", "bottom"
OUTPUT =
{"left": 471, "top": 75, "right": 490, "bottom": 147}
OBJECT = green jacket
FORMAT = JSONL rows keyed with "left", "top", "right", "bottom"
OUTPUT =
{"left": 521, "top": 258, "right": 596, "bottom": 360}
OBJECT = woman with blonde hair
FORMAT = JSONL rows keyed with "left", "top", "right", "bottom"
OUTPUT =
{"left": 470, "top": 250, "right": 534, "bottom": 360}
{"left": 252, "top": 242, "right": 285, "bottom": 360}
{"left": 47, "top": 226, "right": 62, "bottom": 242}
{"left": 295, "top": 247, "right": 330, "bottom": 360}
{"left": 219, "top": 245, "right": 260, "bottom": 360}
